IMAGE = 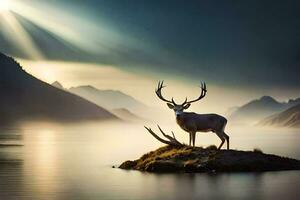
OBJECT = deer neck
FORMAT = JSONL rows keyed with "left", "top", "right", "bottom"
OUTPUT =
{"left": 176, "top": 113, "right": 191, "bottom": 132}
{"left": 176, "top": 113, "right": 185, "bottom": 126}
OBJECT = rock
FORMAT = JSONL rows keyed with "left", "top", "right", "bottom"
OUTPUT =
{"left": 119, "top": 145, "right": 300, "bottom": 173}
{"left": 119, "top": 160, "right": 137, "bottom": 169}
{"left": 145, "top": 160, "right": 183, "bottom": 172}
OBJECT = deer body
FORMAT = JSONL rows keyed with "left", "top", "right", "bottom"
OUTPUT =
{"left": 176, "top": 112, "right": 226, "bottom": 133}
{"left": 155, "top": 81, "right": 230, "bottom": 149}
{"left": 176, "top": 112, "right": 229, "bottom": 148}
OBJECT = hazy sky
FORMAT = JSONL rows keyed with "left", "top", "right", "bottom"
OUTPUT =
{"left": 18, "top": 59, "right": 299, "bottom": 115}
{"left": 1, "top": 0, "right": 299, "bottom": 107}
{"left": 71, "top": 0, "right": 299, "bottom": 89}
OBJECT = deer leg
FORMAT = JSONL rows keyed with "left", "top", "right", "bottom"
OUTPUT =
{"left": 223, "top": 132, "right": 230, "bottom": 150}
{"left": 192, "top": 132, "right": 196, "bottom": 147}
{"left": 189, "top": 132, "right": 192, "bottom": 146}
{"left": 216, "top": 131, "right": 225, "bottom": 150}
{"left": 218, "top": 138, "right": 225, "bottom": 150}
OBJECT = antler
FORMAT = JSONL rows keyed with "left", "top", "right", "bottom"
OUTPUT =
{"left": 155, "top": 81, "right": 177, "bottom": 105}
{"left": 144, "top": 125, "right": 184, "bottom": 147}
{"left": 156, "top": 80, "right": 207, "bottom": 106}
{"left": 184, "top": 82, "right": 207, "bottom": 105}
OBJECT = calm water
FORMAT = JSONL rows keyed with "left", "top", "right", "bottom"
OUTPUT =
{"left": 0, "top": 121, "right": 299, "bottom": 200}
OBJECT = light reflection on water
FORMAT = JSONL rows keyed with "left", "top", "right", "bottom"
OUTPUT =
{"left": 0, "top": 121, "right": 299, "bottom": 200}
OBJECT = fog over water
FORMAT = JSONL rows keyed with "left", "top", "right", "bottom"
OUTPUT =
{"left": 0, "top": 120, "right": 299, "bottom": 200}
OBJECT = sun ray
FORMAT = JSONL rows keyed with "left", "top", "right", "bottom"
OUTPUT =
{"left": 10, "top": 1, "right": 103, "bottom": 54}
{"left": 0, "top": 0, "right": 165, "bottom": 64}
{"left": 7, "top": 0, "right": 151, "bottom": 57}
{"left": 0, "top": 10, "right": 43, "bottom": 59}
{"left": 0, "top": 0, "right": 12, "bottom": 12}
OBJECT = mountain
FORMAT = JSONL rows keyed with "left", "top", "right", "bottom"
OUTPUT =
{"left": 0, "top": 53, "right": 118, "bottom": 124}
{"left": 224, "top": 106, "right": 239, "bottom": 117}
{"left": 68, "top": 85, "right": 147, "bottom": 113}
{"left": 229, "top": 96, "right": 300, "bottom": 123}
{"left": 51, "top": 81, "right": 64, "bottom": 90}
{"left": 286, "top": 98, "right": 300, "bottom": 108}
{"left": 110, "top": 108, "right": 144, "bottom": 122}
{"left": 259, "top": 104, "right": 300, "bottom": 128}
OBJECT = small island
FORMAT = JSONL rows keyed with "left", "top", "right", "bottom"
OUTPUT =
{"left": 119, "top": 145, "right": 300, "bottom": 173}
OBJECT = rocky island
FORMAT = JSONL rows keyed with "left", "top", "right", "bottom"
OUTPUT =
{"left": 119, "top": 145, "right": 300, "bottom": 173}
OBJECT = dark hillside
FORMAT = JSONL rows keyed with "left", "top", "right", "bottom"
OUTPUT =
{"left": 0, "top": 53, "right": 118, "bottom": 123}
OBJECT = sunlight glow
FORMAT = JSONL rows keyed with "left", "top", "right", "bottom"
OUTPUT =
{"left": 1, "top": 11, "right": 43, "bottom": 59}
{"left": 0, "top": 0, "right": 44, "bottom": 59}
{"left": 23, "top": 126, "right": 58, "bottom": 195}
{"left": 10, "top": 1, "right": 114, "bottom": 54}
{"left": 0, "top": 0, "right": 158, "bottom": 60}
{"left": 0, "top": 0, "right": 11, "bottom": 12}
{"left": 0, "top": 0, "right": 115, "bottom": 58}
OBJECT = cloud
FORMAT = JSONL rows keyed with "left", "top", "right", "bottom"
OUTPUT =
{"left": 1, "top": 0, "right": 299, "bottom": 92}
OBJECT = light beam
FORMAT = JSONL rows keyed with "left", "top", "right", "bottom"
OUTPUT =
{"left": 0, "top": 0, "right": 12, "bottom": 12}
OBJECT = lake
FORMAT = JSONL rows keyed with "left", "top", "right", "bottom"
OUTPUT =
{"left": 0, "top": 121, "right": 299, "bottom": 200}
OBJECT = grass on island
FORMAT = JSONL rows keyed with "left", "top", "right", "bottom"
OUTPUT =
{"left": 119, "top": 145, "right": 300, "bottom": 173}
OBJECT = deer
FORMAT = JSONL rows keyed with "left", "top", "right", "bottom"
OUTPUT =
{"left": 155, "top": 81, "right": 230, "bottom": 150}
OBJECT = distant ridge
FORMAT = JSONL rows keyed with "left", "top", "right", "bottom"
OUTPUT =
{"left": 68, "top": 85, "right": 147, "bottom": 112}
{"left": 0, "top": 52, "right": 118, "bottom": 123}
{"left": 259, "top": 104, "right": 300, "bottom": 128}
{"left": 51, "top": 81, "right": 64, "bottom": 90}
{"left": 110, "top": 108, "right": 145, "bottom": 122}
{"left": 52, "top": 82, "right": 149, "bottom": 122}
{"left": 229, "top": 96, "right": 300, "bottom": 123}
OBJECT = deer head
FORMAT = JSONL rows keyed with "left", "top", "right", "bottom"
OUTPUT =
{"left": 155, "top": 81, "right": 207, "bottom": 117}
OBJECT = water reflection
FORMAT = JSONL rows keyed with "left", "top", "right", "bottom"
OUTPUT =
{"left": 0, "top": 121, "right": 299, "bottom": 200}
{"left": 0, "top": 127, "right": 24, "bottom": 200}
{"left": 23, "top": 128, "right": 58, "bottom": 200}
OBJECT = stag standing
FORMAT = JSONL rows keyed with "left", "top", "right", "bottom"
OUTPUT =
{"left": 155, "top": 81, "right": 230, "bottom": 150}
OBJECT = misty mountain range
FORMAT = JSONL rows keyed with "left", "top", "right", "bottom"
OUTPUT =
{"left": 259, "top": 104, "right": 300, "bottom": 128}
{"left": 0, "top": 52, "right": 118, "bottom": 124}
{"left": 51, "top": 81, "right": 147, "bottom": 121}
{"left": 229, "top": 96, "right": 300, "bottom": 127}
{"left": 69, "top": 85, "right": 147, "bottom": 112}
{"left": 110, "top": 108, "right": 145, "bottom": 123}
{"left": 0, "top": 51, "right": 299, "bottom": 127}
